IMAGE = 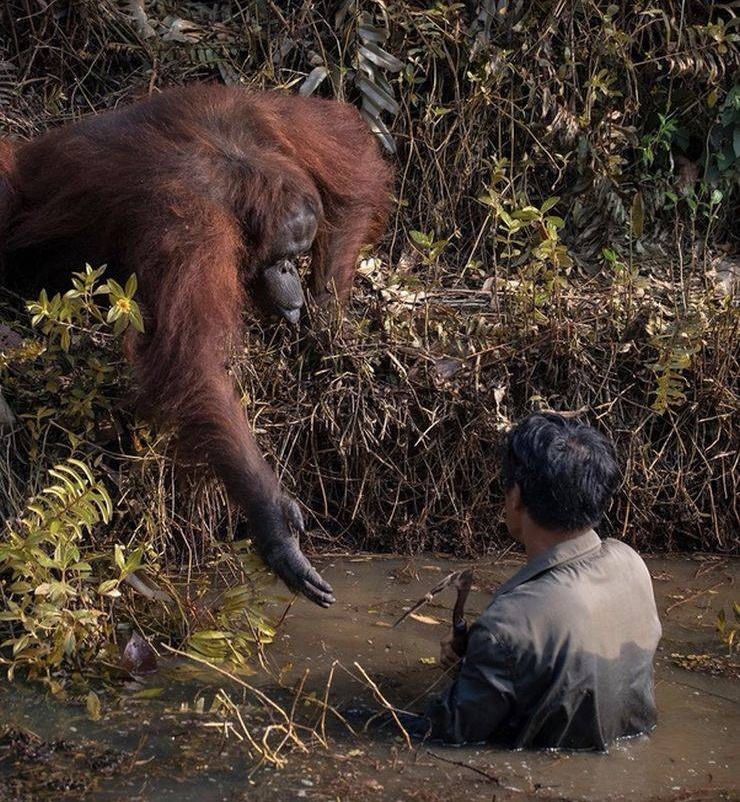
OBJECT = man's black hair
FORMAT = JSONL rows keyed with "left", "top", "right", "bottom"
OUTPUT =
{"left": 501, "top": 413, "right": 619, "bottom": 532}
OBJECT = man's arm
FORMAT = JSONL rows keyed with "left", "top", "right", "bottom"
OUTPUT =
{"left": 439, "top": 626, "right": 467, "bottom": 670}
{"left": 426, "top": 623, "right": 516, "bottom": 744}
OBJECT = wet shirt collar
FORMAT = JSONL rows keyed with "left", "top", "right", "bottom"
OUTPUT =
{"left": 492, "top": 530, "right": 602, "bottom": 600}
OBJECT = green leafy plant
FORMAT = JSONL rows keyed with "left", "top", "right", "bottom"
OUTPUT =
{"left": 0, "top": 459, "right": 113, "bottom": 679}
{"left": 648, "top": 309, "right": 706, "bottom": 414}
{"left": 482, "top": 192, "right": 572, "bottom": 269}
{"left": 480, "top": 190, "right": 573, "bottom": 329}
{"left": 28, "top": 264, "right": 143, "bottom": 350}
{"left": 3, "top": 265, "right": 143, "bottom": 450}
{"left": 408, "top": 229, "right": 453, "bottom": 265}
{"left": 640, "top": 113, "right": 689, "bottom": 169}
{"left": 185, "top": 546, "right": 278, "bottom": 666}
{"left": 1, "top": 266, "right": 278, "bottom": 681}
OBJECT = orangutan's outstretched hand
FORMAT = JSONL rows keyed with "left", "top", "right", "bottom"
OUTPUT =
{"left": 254, "top": 494, "right": 335, "bottom": 608}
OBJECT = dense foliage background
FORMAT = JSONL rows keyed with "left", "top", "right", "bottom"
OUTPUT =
{"left": 0, "top": 1, "right": 737, "bottom": 674}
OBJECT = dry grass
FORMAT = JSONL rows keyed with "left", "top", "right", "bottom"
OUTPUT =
{"left": 233, "top": 263, "right": 738, "bottom": 555}
{"left": 1, "top": 0, "right": 738, "bottom": 566}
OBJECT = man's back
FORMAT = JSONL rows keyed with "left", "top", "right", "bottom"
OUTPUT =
{"left": 428, "top": 531, "right": 662, "bottom": 750}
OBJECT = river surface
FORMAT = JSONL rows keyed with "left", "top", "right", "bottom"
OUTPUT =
{"left": 1, "top": 554, "right": 737, "bottom": 802}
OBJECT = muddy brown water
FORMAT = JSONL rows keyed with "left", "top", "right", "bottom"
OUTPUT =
{"left": 0, "top": 554, "right": 737, "bottom": 802}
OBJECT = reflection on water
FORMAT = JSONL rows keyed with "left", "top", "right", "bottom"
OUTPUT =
{"left": 1, "top": 555, "right": 737, "bottom": 802}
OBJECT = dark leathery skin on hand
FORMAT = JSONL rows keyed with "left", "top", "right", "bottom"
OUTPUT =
{"left": 253, "top": 498, "right": 335, "bottom": 607}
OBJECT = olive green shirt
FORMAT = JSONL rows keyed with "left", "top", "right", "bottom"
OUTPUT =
{"left": 427, "top": 531, "right": 662, "bottom": 750}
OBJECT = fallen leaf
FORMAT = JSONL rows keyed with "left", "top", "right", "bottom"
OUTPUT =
{"left": 419, "top": 656, "right": 437, "bottom": 665}
{"left": 86, "top": 690, "right": 102, "bottom": 721}
{"left": 129, "top": 686, "right": 164, "bottom": 699}
{"left": 434, "top": 357, "right": 464, "bottom": 380}
{"left": 120, "top": 631, "right": 158, "bottom": 675}
{"left": 409, "top": 612, "right": 443, "bottom": 625}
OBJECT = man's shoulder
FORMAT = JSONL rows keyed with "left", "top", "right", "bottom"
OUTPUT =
{"left": 476, "top": 537, "right": 656, "bottom": 643}
{"left": 475, "top": 580, "right": 563, "bottom": 649}
{"left": 599, "top": 537, "right": 653, "bottom": 576}
{"left": 477, "top": 581, "right": 562, "bottom": 636}
{"left": 600, "top": 536, "right": 645, "bottom": 558}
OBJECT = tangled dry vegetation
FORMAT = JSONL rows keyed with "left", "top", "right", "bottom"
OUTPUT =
{"left": 0, "top": 1, "right": 738, "bottom": 677}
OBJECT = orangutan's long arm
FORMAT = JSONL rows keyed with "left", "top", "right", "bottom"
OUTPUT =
{"left": 127, "top": 194, "right": 334, "bottom": 606}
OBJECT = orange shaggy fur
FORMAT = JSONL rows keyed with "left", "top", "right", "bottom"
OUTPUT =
{"left": 0, "top": 85, "right": 392, "bottom": 605}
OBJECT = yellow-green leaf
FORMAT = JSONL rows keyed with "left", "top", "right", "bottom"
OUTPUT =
{"left": 631, "top": 191, "right": 645, "bottom": 238}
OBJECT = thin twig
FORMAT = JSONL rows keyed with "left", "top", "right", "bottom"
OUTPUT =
{"left": 353, "top": 661, "right": 412, "bottom": 749}
{"left": 665, "top": 579, "right": 730, "bottom": 614}
{"left": 426, "top": 750, "right": 503, "bottom": 785}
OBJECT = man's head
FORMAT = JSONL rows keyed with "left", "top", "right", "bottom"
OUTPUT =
{"left": 501, "top": 413, "right": 619, "bottom": 542}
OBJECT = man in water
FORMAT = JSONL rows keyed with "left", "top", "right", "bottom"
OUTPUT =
{"left": 425, "top": 412, "right": 662, "bottom": 750}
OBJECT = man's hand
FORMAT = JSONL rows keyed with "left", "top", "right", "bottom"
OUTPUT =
{"left": 440, "top": 628, "right": 465, "bottom": 671}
